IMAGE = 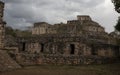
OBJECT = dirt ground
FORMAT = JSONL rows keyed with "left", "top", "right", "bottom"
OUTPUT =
{"left": 0, "top": 63, "right": 120, "bottom": 75}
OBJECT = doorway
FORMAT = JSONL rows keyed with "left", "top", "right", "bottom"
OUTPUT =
{"left": 70, "top": 44, "right": 75, "bottom": 54}
{"left": 91, "top": 44, "right": 97, "bottom": 55}
{"left": 22, "top": 42, "right": 26, "bottom": 51}
{"left": 41, "top": 43, "right": 44, "bottom": 52}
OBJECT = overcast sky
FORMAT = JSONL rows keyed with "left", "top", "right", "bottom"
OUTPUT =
{"left": 1, "top": 0, "right": 119, "bottom": 33}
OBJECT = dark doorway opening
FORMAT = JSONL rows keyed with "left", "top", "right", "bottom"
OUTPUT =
{"left": 41, "top": 44, "right": 44, "bottom": 52}
{"left": 115, "top": 46, "right": 120, "bottom": 57}
{"left": 91, "top": 44, "right": 97, "bottom": 55}
{"left": 70, "top": 44, "right": 75, "bottom": 54}
{"left": 22, "top": 42, "right": 26, "bottom": 51}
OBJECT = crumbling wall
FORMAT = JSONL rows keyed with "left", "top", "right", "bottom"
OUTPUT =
{"left": 15, "top": 53, "right": 112, "bottom": 66}
{"left": 0, "top": 50, "right": 21, "bottom": 72}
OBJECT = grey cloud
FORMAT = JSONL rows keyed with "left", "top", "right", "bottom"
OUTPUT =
{"left": 2, "top": 0, "right": 35, "bottom": 4}
{"left": 65, "top": 0, "right": 105, "bottom": 7}
{"left": 0, "top": 0, "right": 118, "bottom": 32}
{"left": 6, "top": 4, "right": 35, "bottom": 19}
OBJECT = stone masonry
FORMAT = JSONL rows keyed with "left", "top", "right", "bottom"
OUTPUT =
{"left": 0, "top": 1, "right": 119, "bottom": 67}
{"left": 0, "top": 1, "right": 5, "bottom": 49}
{"left": 0, "top": 1, "right": 21, "bottom": 72}
{"left": 32, "top": 15, "right": 105, "bottom": 35}
{"left": 16, "top": 16, "right": 120, "bottom": 65}
{"left": 0, "top": 50, "right": 21, "bottom": 72}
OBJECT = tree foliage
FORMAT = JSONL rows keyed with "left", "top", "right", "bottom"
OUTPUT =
{"left": 112, "top": 0, "right": 120, "bottom": 31}
{"left": 15, "top": 30, "right": 32, "bottom": 37}
{"left": 112, "top": 0, "right": 120, "bottom": 13}
{"left": 5, "top": 26, "right": 16, "bottom": 37}
{"left": 115, "top": 17, "right": 120, "bottom": 31}
{"left": 5, "top": 26, "right": 32, "bottom": 37}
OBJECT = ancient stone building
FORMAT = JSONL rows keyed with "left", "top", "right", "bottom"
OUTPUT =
{"left": 16, "top": 33, "right": 120, "bottom": 65}
{"left": 0, "top": 1, "right": 21, "bottom": 72}
{"left": 32, "top": 22, "right": 56, "bottom": 35}
{"left": 32, "top": 15, "right": 105, "bottom": 35}
{"left": 0, "top": 1, "right": 6, "bottom": 49}
{"left": 0, "top": 1, "right": 119, "bottom": 65}
{"left": 24, "top": 16, "right": 120, "bottom": 56}
{"left": 15, "top": 15, "right": 120, "bottom": 65}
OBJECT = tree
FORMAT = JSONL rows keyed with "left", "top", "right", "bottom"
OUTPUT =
{"left": 115, "top": 17, "right": 120, "bottom": 31}
{"left": 112, "top": 0, "right": 120, "bottom": 13}
{"left": 112, "top": 0, "right": 120, "bottom": 31}
{"left": 5, "top": 26, "right": 16, "bottom": 37}
{"left": 15, "top": 30, "right": 32, "bottom": 37}
{"left": 5, "top": 26, "right": 32, "bottom": 37}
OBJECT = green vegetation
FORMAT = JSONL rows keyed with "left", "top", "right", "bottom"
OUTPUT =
{"left": 1, "top": 63, "right": 120, "bottom": 75}
{"left": 5, "top": 26, "right": 32, "bottom": 37}
{"left": 112, "top": 0, "right": 120, "bottom": 31}
{"left": 15, "top": 29, "right": 32, "bottom": 37}
{"left": 112, "top": 0, "right": 120, "bottom": 13}
{"left": 5, "top": 26, "right": 16, "bottom": 37}
{"left": 115, "top": 17, "right": 120, "bottom": 31}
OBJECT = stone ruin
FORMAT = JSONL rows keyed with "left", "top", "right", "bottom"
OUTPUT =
{"left": 0, "top": 1, "right": 120, "bottom": 72}
{"left": 0, "top": 1, "right": 5, "bottom": 49}
{"left": 15, "top": 15, "right": 120, "bottom": 65}
{"left": 0, "top": 1, "right": 21, "bottom": 72}
{"left": 0, "top": 50, "right": 21, "bottom": 71}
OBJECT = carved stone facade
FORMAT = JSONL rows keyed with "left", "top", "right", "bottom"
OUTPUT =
{"left": 17, "top": 35, "right": 120, "bottom": 57}
{"left": 32, "top": 22, "right": 56, "bottom": 35}
{"left": 16, "top": 35, "right": 120, "bottom": 65}
{"left": 15, "top": 15, "right": 120, "bottom": 65}
{"left": 0, "top": 1, "right": 5, "bottom": 49}
{"left": 32, "top": 15, "right": 105, "bottom": 35}
{"left": 0, "top": 1, "right": 119, "bottom": 66}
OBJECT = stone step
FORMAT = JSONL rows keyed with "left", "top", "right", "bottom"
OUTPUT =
{"left": 0, "top": 50, "right": 21, "bottom": 72}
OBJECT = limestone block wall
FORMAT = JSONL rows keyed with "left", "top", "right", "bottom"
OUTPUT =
{"left": 93, "top": 44, "right": 120, "bottom": 57}
{"left": 32, "top": 22, "right": 57, "bottom": 35}
{"left": 98, "top": 49, "right": 110, "bottom": 57}
{"left": 77, "top": 15, "right": 92, "bottom": 21}
{"left": 22, "top": 41, "right": 93, "bottom": 56}
{"left": 0, "top": 22, "right": 5, "bottom": 48}
{"left": 0, "top": 1, "right": 4, "bottom": 21}
{"left": 83, "top": 24, "right": 105, "bottom": 33}
{"left": 16, "top": 37, "right": 120, "bottom": 65}
{"left": 17, "top": 36, "right": 120, "bottom": 58}
{"left": 0, "top": 50, "right": 21, "bottom": 72}
{"left": 15, "top": 53, "right": 113, "bottom": 66}
{"left": 32, "top": 15, "right": 107, "bottom": 35}
{"left": 0, "top": 1, "right": 5, "bottom": 49}
{"left": 26, "top": 42, "right": 41, "bottom": 53}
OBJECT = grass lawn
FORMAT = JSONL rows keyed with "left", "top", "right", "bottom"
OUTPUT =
{"left": 0, "top": 63, "right": 120, "bottom": 75}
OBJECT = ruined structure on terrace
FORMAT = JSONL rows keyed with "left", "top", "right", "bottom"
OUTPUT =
{"left": 24, "top": 15, "right": 118, "bottom": 57}
{"left": 15, "top": 15, "right": 120, "bottom": 65}
{"left": 0, "top": 1, "right": 119, "bottom": 67}
{"left": 0, "top": 1, "right": 21, "bottom": 72}
{"left": 32, "top": 15, "right": 105, "bottom": 35}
